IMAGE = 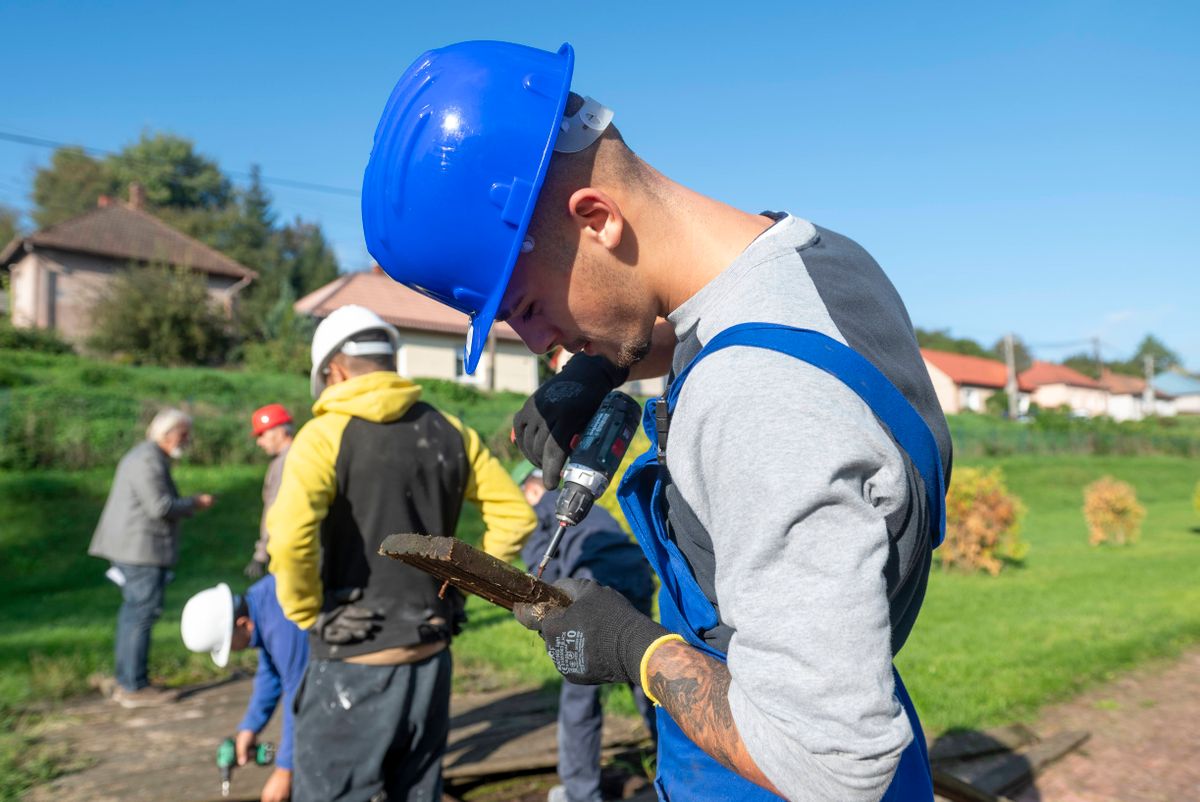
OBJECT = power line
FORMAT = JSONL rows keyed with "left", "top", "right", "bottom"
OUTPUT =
{"left": 0, "top": 129, "right": 360, "bottom": 198}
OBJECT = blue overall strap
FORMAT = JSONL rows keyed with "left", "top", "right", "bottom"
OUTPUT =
{"left": 668, "top": 323, "right": 946, "bottom": 547}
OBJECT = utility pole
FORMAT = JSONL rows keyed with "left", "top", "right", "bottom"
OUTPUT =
{"left": 1004, "top": 333, "right": 1019, "bottom": 419}
{"left": 487, "top": 330, "right": 497, "bottom": 392}
{"left": 1143, "top": 354, "right": 1155, "bottom": 416}
{"left": 1094, "top": 336, "right": 1108, "bottom": 417}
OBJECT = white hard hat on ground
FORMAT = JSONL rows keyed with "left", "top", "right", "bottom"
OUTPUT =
{"left": 181, "top": 582, "right": 235, "bottom": 668}
{"left": 309, "top": 304, "right": 401, "bottom": 398}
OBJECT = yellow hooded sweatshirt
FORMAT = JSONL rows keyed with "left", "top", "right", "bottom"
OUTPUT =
{"left": 267, "top": 371, "right": 535, "bottom": 630}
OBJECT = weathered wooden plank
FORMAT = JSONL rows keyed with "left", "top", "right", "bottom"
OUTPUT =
{"left": 970, "top": 730, "right": 1091, "bottom": 796}
{"left": 379, "top": 533, "right": 571, "bottom": 616}
{"left": 932, "top": 767, "right": 1013, "bottom": 802}
{"left": 929, "top": 724, "right": 1039, "bottom": 763}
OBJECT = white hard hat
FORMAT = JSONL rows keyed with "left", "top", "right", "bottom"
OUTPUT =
{"left": 310, "top": 304, "right": 401, "bottom": 398}
{"left": 181, "top": 583, "right": 235, "bottom": 668}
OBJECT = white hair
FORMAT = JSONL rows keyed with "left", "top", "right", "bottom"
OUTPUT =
{"left": 146, "top": 408, "right": 192, "bottom": 443}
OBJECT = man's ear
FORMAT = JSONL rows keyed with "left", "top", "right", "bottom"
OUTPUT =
{"left": 567, "top": 187, "right": 624, "bottom": 253}
{"left": 237, "top": 615, "right": 254, "bottom": 634}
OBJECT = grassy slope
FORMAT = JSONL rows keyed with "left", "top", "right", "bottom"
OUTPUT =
{"left": 899, "top": 455, "right": 1200, "bottom": 731}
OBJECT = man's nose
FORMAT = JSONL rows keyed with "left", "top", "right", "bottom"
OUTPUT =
{"left": 509, "top": 319, "right": 557, "bottom": 356}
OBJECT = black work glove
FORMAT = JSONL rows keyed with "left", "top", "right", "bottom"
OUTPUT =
{"left": 243, "top": 558, "right": 267, "bottom": 579}
{"left": 315, "top": 588, "right": 382, "bottom": 646}
{"left": 514, "top": 578, "right": 668, "bottom": 686}
{"left": 513, "top": 354, "right": 629, "bottom": 489}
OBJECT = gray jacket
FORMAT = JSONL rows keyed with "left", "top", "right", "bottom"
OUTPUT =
{"left": 88, "top": 440, "right": 197, "bottom": 567}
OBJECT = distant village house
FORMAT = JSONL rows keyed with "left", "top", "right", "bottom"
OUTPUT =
{"left": 0, "top": 184, "right": 256, "bottom": 342}
{"left": 295, "top": 267, "right": 540, "bottom": 395}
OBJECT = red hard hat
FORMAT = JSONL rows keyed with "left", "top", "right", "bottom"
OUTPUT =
{"left": 251, "top": 404, "right": 293, "bottom": 437}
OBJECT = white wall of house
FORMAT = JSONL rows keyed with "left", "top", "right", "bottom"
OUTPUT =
{"left": 396, "top": 329, "right": 538, "bottom": 395}
{"left": 1031, "top": 383, "right": 1109, "bottom": 417}
{"left": 9, "top": 253, "right": 40, "bottom": 327}
{"left": 1106, "top": 393, "right": 1144, "bottom": 422}
{"left": 957, "top": 385, "right": 996, "bottom": 413}
{"left": 1175, "top": 394, "right": 1200, "bottom": 415}
{"left": 924, "top": 362, "right": 961, "bottom": 414}
{"left": 8, "top": 248, "right": 241, "bottom": 341}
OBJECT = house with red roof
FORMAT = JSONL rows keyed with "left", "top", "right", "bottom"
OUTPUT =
{"left": 0, "top": 184, "right": 256, "bottom": 342}
{"left": 295, "top": 267, "right": 540, "bottom": 394}
{"left": 1097, "top": 369, "right": 1176, "bottom": 420}
{"left": 1019, "top": 360, "right": 1111, "bottom": 417}
{"left": 921, "top": 349, "right": 1031, "bottom": 415}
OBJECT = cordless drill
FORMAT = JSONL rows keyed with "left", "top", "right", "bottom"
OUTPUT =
{"left": 534, "top": 390, "right": 642, "bottom": 577}
{"left": 216, "top": 737, "right": 275, "bottom": 797}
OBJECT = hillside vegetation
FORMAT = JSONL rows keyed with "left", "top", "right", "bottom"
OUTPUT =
{"left": 0, "top": 349, "right": 525, "bottom": 470}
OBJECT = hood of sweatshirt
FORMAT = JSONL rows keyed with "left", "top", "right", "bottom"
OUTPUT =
{"left": 311, "top": 371, "right": 422, "bottom": 423}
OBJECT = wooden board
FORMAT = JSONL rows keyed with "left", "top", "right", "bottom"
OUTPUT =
{"left": 929, "top": 724, "right": 1039, "bottom": 763}
{"left": 379, "top": 533, "right": 571, "bottom": 616}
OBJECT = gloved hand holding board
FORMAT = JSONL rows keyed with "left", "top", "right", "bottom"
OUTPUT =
{"left": 378, "top": 533, "right": 571, "bottom": 619}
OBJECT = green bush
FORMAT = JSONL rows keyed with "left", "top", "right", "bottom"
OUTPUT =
{"left": 0, "top": 320, "right": 73, "bottom": 355}
{"left": 87, "top": 263, "right": 232, "bottom": 365}
{"left": 0, "top": 350, "right": 526, "bottom": 471}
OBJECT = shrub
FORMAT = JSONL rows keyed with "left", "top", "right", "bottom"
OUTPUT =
{"left": 87, "top": 263, "right": 232, "bottom": 365}
{"left": 1083, "top": 476, "right": 1145, "bottom": 546}
{"left": 940, "top": 466, "right": 1028, "bottom": 575}
{"left": 0, "top": 320, "right": 73, "bottom": 354}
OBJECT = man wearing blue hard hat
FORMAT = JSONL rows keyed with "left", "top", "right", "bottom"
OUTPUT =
{"left": 363, "top": 41, "right": 951, "bottom": 802}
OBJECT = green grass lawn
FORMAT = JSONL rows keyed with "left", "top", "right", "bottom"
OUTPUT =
{"left": 1, "top": 453, "right": 1198, "bottom": 796}
{"left": 898, "top": 455, "right": 1200, "bottom": 731}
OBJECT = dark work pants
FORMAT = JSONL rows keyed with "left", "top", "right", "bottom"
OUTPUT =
{"left": 559, "top": 679, "right": 657, "bottom": 802}
{"left": 559, "top": 571, "right": 658, "bottom": 802}
{"left": 113, "top": 562, "right": 169, "bottom": 691}
{"left": 293, "top": 649, "right": 452, "bottom": 802}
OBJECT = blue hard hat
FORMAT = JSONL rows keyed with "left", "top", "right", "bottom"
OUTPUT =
{"left": 362, "top": 40, "right": 574, "bottom": 374}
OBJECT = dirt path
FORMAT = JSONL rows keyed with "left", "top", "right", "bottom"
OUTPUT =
{"left": 24, "top": 649, "right": 1198, "bottom": 801}
{"left": 24, "top": 677, "right": 651, "bottom": 802}
{"left": 1010, "top": 648, "right": 1200, "bottom": 802}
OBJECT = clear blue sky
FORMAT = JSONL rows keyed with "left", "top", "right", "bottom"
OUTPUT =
{"left": 2, "top": 1, "right": 1197, "bottom": 367}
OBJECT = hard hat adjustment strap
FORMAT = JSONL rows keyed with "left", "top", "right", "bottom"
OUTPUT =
{"left": 553, "top": 96, "right": 614, "bottom": 154}
{"left": 341, "top": 340, "right": 396, "bottom": 357}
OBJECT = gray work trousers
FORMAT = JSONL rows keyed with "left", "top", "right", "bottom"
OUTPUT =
{"left": 558, "top": 679, "right": 657, "bottom": 802}
{"left": 557, "top": 573, "right": 657, "bottom": 802}
{"left": 293, "top": 650, "right": 452, "bottom": 802}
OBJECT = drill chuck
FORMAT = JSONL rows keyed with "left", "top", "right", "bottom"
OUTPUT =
{"left": 536, "top": 391, "right": 641, "bottom": 578}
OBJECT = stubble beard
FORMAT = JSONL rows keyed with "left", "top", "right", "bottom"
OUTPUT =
{"left": 615, "top": 336, "right": 652, "bottom": 370}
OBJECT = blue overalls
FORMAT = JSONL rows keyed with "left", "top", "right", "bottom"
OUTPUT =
{"left": 616, "top": 323, "right": 946, "bottom": 802}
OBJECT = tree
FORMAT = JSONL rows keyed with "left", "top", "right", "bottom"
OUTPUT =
{"left": 1131, "top": 334, "right": 1180, "bottom": 375}
{"left": 88, "top": 263, "right": 231, "bottom": 365}
{"left": 277, "top": 217, "right": 338, "bottom": 297}
{"left": 990, "top": 336, "right": 1032, "bottom": 374}
{"left": 915, "top": 328, "right": 989, "bottom": 358}
{"left": 32, "top": 147, "right": 114, "bottom": 228}
{"left": 0, "top": 205, "right": 21, "bottom": 251}
{"left": 106, "top": 132, "right": 231, "bottom": 211}
{"left": 1062, "top": 352, "right": 1101, "bottom": 380}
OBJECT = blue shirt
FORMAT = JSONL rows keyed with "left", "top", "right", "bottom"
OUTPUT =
{"left": 520, "top": 492, "right": 654, "bottom": 604}
{"left": 236, "top": 574, "right": 309, "bottom": 771}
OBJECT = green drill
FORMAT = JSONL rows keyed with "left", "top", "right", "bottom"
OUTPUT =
{"left": 216, "top": 737, "right": 275, "bottom": 797}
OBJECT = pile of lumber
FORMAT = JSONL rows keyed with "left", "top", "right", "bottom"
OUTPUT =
{"left": 932, "top": 724, "right": 1090, "bottom": 801}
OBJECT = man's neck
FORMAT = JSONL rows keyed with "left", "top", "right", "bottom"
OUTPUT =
{"left": 636, "top": 176, "right": 774, "bottom": 318}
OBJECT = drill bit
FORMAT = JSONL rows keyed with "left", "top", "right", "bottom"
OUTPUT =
{"left": 221, "top": 778, "right": 230, "bottom": 797}
{"left": 535, "top": 521, "right": 568, "bottom": 579}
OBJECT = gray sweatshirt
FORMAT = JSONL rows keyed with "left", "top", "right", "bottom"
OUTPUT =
{"left": 664, "top": 214, "right": 951, "bottom": 801}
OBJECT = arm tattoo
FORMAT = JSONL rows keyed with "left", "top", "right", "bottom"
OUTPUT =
{"left": 647, "top": 641, "right": 783, "bottom": 796}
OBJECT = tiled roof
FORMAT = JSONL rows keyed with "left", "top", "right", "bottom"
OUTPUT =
{"left": 921, "top": 349, "right": 1032, "bottom": 391}
{"left": 294, "top": 269, "right": 524, "bottom": 342}
{"left": 0, "top": 203, "right": 256, "bottom": 280}
{"left": 1019, "top": 360, "right": 1104, "bottom": 389}
{"left": 1098, "top": 369, "right": 1145, "bottom": 395}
